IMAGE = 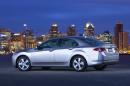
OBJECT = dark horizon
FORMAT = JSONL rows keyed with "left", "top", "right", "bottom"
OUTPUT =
{"left": 0, "top": 0, "right": 130, "bottom": 35}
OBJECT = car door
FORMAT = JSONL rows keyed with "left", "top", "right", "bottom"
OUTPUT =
{"left": 53, "top": 38, "right": 79, "bottom": 65}
{"left": 31, "top": 39, "right": 59, "bottom": 66}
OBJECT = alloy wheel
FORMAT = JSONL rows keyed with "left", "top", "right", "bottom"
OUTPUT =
{"left": 72, "top": 56, "right": 87, "bottom": 71}
{"left": 17, "top": 57, "right": 31, "bottom": 71}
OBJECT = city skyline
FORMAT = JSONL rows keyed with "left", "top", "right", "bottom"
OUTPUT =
{"left": 0, "top": 0, "right": 130, "bottom": 35}
{"left": 0, "top": 22, "right": 129, "bottom": 54}
{"left": 0, "top": 22, "right": 129, "bottom": 36}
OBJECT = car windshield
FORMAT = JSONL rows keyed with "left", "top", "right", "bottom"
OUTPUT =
{"left": 78, "top": 37, "right": 104, "bottom": 46}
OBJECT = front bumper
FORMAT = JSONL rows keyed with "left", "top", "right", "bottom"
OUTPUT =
{"left": 12, "top": 53, "right": 18, "bottom": 67}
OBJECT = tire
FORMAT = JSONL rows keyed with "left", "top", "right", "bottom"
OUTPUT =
{"left": 16, "top": 56, "right": 31, "bottom": 71}
{"left": 94, "top": 65, "right": 107, "bottom": 71}
{"left": 71, "top": 56, "right": 87, "bottom": 72}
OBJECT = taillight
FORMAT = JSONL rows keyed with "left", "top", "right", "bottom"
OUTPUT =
{"left": 94, "top": 48, "right": 105, "bottom": 52}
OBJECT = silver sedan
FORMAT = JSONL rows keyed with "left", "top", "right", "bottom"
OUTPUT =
{"left": 12, "top": 37, "right": 119, "bottom": 71}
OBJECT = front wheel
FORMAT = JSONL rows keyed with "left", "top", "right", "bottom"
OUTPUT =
{"left": 16, "top": 56, "right": 31, "bottom": 71}
{"left": 94, "top": 65, "right": 107, "bottom": 71}
{"left": 71, "top": 56, "right": 87, "bottom": 72}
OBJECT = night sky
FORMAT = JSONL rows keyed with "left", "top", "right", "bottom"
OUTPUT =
{"left": 0, "top": 0, "right": 130, "bottom": 35}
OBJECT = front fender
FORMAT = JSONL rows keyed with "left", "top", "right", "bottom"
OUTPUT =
{"left": 12, "top": 52, "right": 31, "bottom": 67}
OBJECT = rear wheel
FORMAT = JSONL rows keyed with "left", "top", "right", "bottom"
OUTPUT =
{"left": 94, "top": 65, "right": 107, "bottom": 71}
{"left": 16, "top": 56, "right": 31, "bottom": 71}
{"left": 71, "top": 56, "right": 87, "bottom": 72}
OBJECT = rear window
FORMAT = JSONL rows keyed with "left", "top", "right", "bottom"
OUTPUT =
{"left": 78, "top": 37, "right": 104, "bottom": 47}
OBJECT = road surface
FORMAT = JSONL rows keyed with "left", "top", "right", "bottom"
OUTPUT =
{"left": 0, "top": 54, "right": 130, "bottom": 86}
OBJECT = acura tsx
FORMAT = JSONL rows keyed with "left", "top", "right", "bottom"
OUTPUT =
{"left": 12, "top": 36, "right": 119, "bottom": 71}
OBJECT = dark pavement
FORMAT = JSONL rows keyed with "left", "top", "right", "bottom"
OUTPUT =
{"left": 0, "top": 54, "right": 130, "bottom": 86}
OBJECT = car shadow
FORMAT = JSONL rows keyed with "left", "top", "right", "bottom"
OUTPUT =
{"left": 29, "top": 67, "right": 106, "bottom": 72}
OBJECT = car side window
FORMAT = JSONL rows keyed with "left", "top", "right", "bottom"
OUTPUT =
{"left": 59, "top": 39, "right": 78, "bottom": 48}
{"left": 38, "top": 39, "right": 58, "bottom": 49}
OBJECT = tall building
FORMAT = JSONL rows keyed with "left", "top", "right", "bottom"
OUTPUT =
{"left": 83, "top": 22, "right": 94, "bottom": 38}
{"left": 119, "top": 32, "right": 129, "bottom": 50}
{"left": 114, "top": 21, "right": 129, "bottom": 53}
{"left": 114, "top": 21, "right": 123, "bottom": 49}
{"left": 67, "top": 24, "right": 77, "bottom": 36}
{"left": 22, "top": 25, "right": 36, "bottom": 49}
{"left": 49, "top": 24, "right": 60, "bottom": 38}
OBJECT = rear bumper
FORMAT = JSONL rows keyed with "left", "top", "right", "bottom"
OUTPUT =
{"left": 101, "top": 60, "right": 119, "bottom": 65}
{"left": 99, "top": 52, "right": 119, "bottom": 65}
{"left": 89, "top": 60, "right": 119, "bottom": 66}
{"left": 89, "top": 53, "right": 119, "bottom": 66}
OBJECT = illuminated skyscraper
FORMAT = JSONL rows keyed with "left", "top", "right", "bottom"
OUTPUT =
{"left": 67, "top": 24, "right": 77, "bottom": 36}
{"left": 83, "top": 22, "right": 94, "bottom": 38}
{"left": 49, "top": 24, "right": 60, "bottom": 38}
{"left": 22, "top": 25, "right": 36, "bottom": 49}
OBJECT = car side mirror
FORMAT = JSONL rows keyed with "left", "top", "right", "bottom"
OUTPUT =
{"left": 37, "top": 45, "right": 43, "bottom": 50}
